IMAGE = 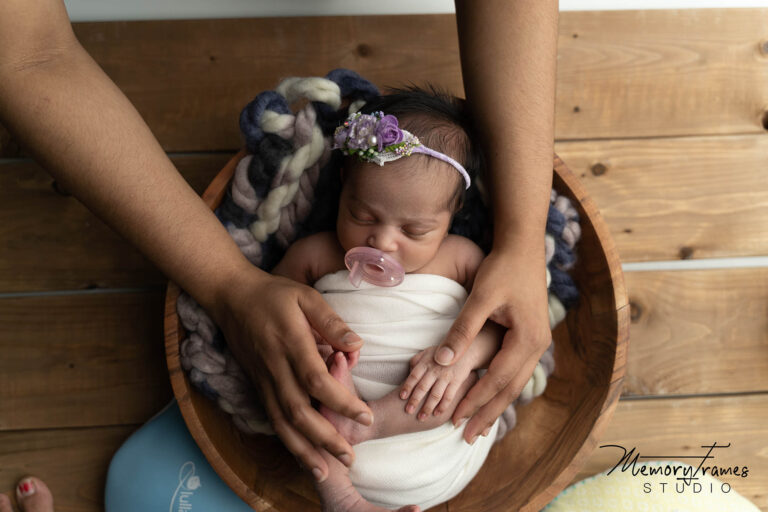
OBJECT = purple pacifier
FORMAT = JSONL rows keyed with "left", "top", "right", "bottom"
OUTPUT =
{"left": 344, "top": 247, "right": 404, "bottom": 287}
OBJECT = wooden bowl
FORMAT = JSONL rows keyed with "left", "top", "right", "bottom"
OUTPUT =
{"left": 164, "top": 150, "right": 629, "bottom": 511}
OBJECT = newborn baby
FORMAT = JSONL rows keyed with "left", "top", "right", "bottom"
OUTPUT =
{"left": 273, "top": 89, "right": 502, "bottom": 512}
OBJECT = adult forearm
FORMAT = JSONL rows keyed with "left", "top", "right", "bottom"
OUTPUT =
{"left": 455, "top": 0, "right": 558, "bottom": 253}
{"left": 0, "top": 17, "right": 255, "bottom": 311}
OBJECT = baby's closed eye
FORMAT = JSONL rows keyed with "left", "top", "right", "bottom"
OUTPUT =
{"left": 402, "top": 226, "right": 431, "bottom": 238}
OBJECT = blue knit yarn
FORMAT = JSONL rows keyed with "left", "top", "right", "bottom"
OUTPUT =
{"left": 326, "top": 68, "right": 381, "bottom": 98}
{"left": 216, "top": 136, "right": 294, "bottom": 229}
{"left": 551, "top": 237, "right": 577, "bottom": 270}
{"left": 549, "top": 267, "right": 580, "bottom": 308}
{"left": 313, "top": 69, "right": 381, "bottom": 134}
{"left": 547, "top": 203, "right": 566, "bottom": 235}
{"left": 239, "top": 91, "right": 292, "bottom": 153}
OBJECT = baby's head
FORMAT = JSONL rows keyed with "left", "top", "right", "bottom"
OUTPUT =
{"left": 334, "top": 87, "right": 482, "bottom": 273}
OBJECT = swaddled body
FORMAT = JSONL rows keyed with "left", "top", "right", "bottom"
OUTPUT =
{"left": 315, "top": 271, "right": 499, "bottom": 509}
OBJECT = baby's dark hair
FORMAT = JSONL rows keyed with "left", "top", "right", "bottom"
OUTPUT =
{"left": 350, "top": 84, "right": 485, "bottom": 212}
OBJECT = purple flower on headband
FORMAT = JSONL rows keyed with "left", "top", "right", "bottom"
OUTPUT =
{"left": 350, "top": 115, "right": 377, "bottom": 149}
{"left": 375, "top": 114, "right": 403, "bottom": 150}
{"left": 332, "top": 111, "right": 409, "bottom": 155}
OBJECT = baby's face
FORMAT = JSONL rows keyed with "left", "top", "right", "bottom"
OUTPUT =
{"left": 337, "top": 159, "right": 455, "bottom": 273}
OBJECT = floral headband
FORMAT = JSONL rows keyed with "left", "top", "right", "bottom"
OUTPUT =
{"left": 332, "top": 111, "right": 471, "bottom": 189}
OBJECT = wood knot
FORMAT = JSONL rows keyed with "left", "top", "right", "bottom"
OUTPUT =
{"left": 356, "top": 44, "right": 372, "bottom": 57}
{"left": 573, "top": 105, "right": 581, "bottom": 113}
{"left": 762, "top": 110, "right": 768, "bottom": 131}
{"left": 629, "top": 301, "right": 643, "bottom": 323}
{"left": 760, "top": 40, "right": 768, "bottom": 56}
{"left": 679, "top": 246, "right": 694, "bottom": 260}
{"left": 623, "top": 228, "right": 633, "bottom": 234}
{"left": 591, "top": 162, "right": 607, "bottom": 176}
{"left": 572, "top": 33, "right": 579, "bottom": 39}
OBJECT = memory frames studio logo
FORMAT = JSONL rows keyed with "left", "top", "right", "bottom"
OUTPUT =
{"left": 599, "top": 442, "right": 749, "bottom": 494}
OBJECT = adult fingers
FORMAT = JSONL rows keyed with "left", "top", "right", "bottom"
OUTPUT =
{"left": 452, "top": 347, "right": 520, "bottom": 424}
{"left": 436, "top": 372, "right": 478, "bottom": 417}
{"left": 284, "top": 326, "right": 373, "bottom": 426}
{"left": 300, "top": 290, "right": 363, "bottom": 352}
{"left": 434, "top": 293, "right": 493, "bottom": 366}
{"left": 269, "top": 356, "right": 362, "bottom": 465}
{"left": 258, "top": 373, "right": 330, "bottom": 480}
{"left": 452, "top": 319, "right": 548, "bottom": 425}
{"left": 463, "top": 385, "right": 519, "bottom": 444}
{"left": 457, "top": 353, "right": 542, "bottom": 443}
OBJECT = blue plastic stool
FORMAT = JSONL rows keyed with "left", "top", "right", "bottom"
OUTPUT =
{"left": 105, "top": 400, "right": 253, "bottom": 512}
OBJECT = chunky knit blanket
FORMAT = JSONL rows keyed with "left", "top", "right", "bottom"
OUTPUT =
{"left": 176, "top": 68, "right": 581, "bottom": 439}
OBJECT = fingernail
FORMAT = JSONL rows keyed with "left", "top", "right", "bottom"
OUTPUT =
{"left": 342, "top": 332, "right": 362, "bottom": 346}
{"left": 405, "top": 404, "right": 415, "bottom": 414}
{"left": 312, "top": 467, "right": 326, "bottom": 482}
{"left": 355, "top": 412, "right": 373, "bottom": 426}
{"left": 400, "top": 390, "right": 407, "bottom": 400}
{"left": 339, "top": 453, "right": 352, "bottom": 467}
{"left": 470, "top": 435, "right": 479, "bottom": 445}
{"left": 482, "top": 426, "right": 492, "bottom": 437}
{"left": 418, "top": 412, "right": 427, "bottom": 421}
{"left": 435, "top": 347, "right": 454, "bottom": 365}
{"left": 454, "top": 417, "right": 468, "bottom": 428}
{"left": 17, "top": 478, "right": 35, "bottom": 498}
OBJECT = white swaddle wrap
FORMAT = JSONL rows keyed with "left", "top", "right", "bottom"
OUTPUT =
{"left": 314, "top": 270, "right": 499, "bottom": 510}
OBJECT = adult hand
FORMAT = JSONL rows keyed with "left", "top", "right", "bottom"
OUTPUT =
{"left": 433, "top": 244, "right": 551, "bottom": 443}
{"left": 209, "top": 270, "right": 373, "bottom": 482}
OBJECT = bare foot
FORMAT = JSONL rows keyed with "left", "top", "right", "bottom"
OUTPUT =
{"left": 320, "top": 352, "right": 374, "bottom": 445}
{"left": 0, "top": 477, "right": 55, "bottom": 512}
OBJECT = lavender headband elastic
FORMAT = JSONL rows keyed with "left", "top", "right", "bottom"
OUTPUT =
{"left": 332, "top": 111, "right": 471, "bottom": 189}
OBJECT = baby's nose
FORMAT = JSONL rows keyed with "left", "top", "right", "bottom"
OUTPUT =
{"left": 367, "top": 228, "right": 397, "bottom": 252}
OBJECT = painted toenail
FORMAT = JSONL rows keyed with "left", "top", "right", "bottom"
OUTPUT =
{"left": 18, "top": 478, "right": 35, "bottom": 497}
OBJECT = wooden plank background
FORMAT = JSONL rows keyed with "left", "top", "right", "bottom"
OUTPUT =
{"left": 1, "top": 8, "right": 767, "bottom": 511}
